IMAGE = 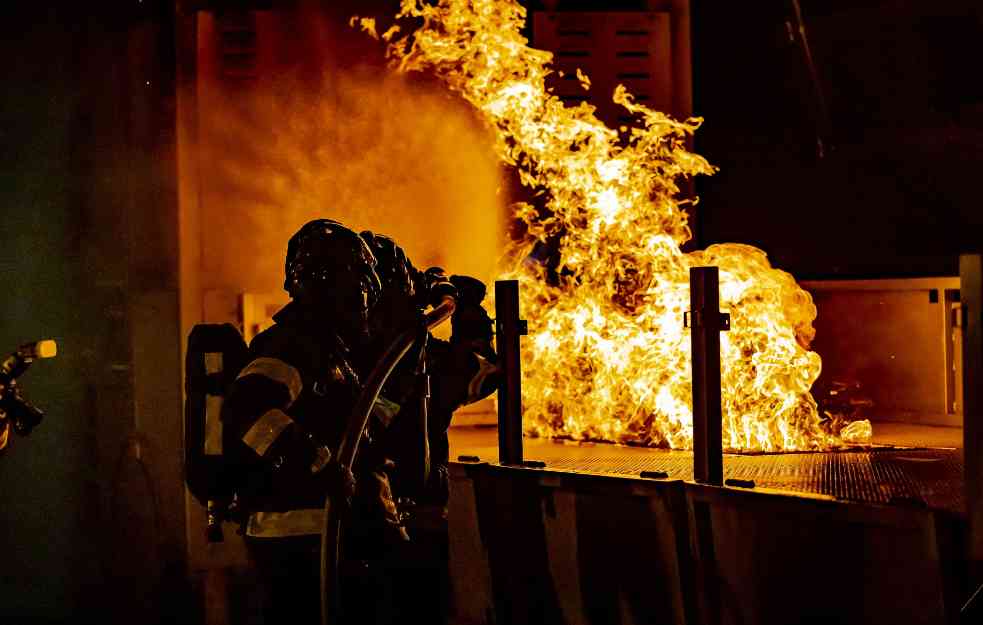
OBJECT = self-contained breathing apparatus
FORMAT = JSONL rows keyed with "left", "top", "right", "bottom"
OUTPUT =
{"left": 0, "top": 339, "right": 57, "bottom": 453}
{"left": 184, "top": 320, "right": 343, "bottom": 543}
{"left": 183, "top": 323, "right": 250, "bottom": 541}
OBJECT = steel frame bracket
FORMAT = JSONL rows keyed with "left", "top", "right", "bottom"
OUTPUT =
{"left": 683, "top": 310, "right": 731, "bottom": 331}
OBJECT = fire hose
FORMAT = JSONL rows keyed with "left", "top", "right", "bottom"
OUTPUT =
{"left": 320, "top": 295, "right": 456, "bottom": 625}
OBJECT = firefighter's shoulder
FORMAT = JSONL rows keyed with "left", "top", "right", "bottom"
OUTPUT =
{"left": 236, "top": 323, "right": 305, "bottom": 406}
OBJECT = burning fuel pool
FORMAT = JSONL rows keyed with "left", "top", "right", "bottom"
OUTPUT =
{"left": 362, "top": 0, "right": 871, "bottom": 452}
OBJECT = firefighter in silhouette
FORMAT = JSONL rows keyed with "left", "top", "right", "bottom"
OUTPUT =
{"left": 358, "top": 231, "right": 498, "bottom": 506}
{"left": 358, "top": 231, "right": 500, "bottom": 623}
{"left": 220, "top": 219, "right": 405, "bottom": 625}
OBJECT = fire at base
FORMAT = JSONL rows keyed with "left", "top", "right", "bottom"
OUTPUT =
{"left": 358, "top": 0, "right": 871, "bottom": 451}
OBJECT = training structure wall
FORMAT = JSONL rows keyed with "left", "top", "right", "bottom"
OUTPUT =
{"left": 447, "top": 462, "right": 957, "bottom": 625}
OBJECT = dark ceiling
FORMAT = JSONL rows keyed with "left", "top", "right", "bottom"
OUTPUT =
{"left": 692, "top": 0, "right": 983, "bottom": 278}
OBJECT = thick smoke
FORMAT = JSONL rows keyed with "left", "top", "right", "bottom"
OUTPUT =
{"left": 196, "top": 69, "right": 504, "bottom": 297}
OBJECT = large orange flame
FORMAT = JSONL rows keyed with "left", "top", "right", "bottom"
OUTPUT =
{"left": 361, "top": 0, "right": 870, "bottom": 451}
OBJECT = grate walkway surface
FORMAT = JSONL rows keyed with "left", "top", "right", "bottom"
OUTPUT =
{"left": 449, "top": 427, "right": 964, "bottom": 515}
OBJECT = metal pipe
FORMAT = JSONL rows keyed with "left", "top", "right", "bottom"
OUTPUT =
{"left": 321, "top": 296, "right": 456, "bottom": 625}
{"left": 495, "top": 280, "right": 527, "bottom": 466}
{"left": 787, "top": 0, "right": 833, "bottom": 159}
{"left": 962, "top": 255, "right": 983, "bottom": 578}
{"left": 688, "top": 267, "right": 728, "bottom": 485}
{"left": 415, "top": 330, "right": 431, "bottom": 492}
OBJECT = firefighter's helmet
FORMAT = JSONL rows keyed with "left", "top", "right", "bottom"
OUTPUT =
{"left": 284, "top": 219, "right": 382, "bottom": 318}
{"left": 359, "top": 231, "right": 416, "bottom": 303}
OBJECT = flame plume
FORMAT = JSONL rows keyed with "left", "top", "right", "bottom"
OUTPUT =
{"left": 364, "top": 0, "right": 870, "bottom": 451}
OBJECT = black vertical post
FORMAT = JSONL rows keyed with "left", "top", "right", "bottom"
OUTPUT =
{"left": 689, "top": 267, "right": 727, "bottom": 485}
{"left": 496, "top": 280, "right": 526, "bottom": 465}
{"left": 962, "top": 255, "right": 983, "bottom": 575}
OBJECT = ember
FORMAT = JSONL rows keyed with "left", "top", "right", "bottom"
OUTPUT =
{"left": 361, "top": 0, "right": 871, "bottom": 451}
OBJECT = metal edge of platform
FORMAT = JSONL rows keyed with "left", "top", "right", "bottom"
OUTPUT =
{"left": 449, "top": 458, "right": 965, "bottom": 517}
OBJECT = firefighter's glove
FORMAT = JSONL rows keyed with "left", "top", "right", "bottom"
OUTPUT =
{"left": 418, "top": 266, "right": 457, "bottom": 309}
{"left": 315, "top": 461, "right": 357, "bottom": 501}
{"left": 449, "top": 275, "right": 487, "bottom": 307}
{"left": 452, "top": 301, "right": 494, "bottom": 346}
{"left": 367, "top": 460, "right": 411, "bottom": 544}
{"left": 423, "top": 464, "right": 450, "bottom": 506}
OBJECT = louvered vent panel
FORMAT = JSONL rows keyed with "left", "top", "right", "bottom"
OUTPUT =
{"left": 216, "top": 12, "right": 258, "bottom": 83}
{"left": 534, "top": 12, "right": 673, "bottom": 127}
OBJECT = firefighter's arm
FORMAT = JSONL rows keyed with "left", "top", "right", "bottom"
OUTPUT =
{"left": 445, "top": 343, "right": 500, "bottom": 407}
{"left": 220, "top": 356, "right": 328, "bottom": 473}
{"left": 447, "top": 274, "right": 499, "bottom": 404}
{"left": 427, "top": 338, "right": 499, "bottom": 429}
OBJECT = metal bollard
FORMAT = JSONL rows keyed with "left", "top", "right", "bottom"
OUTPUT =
{"left": 687, "top": 267, "right": 729, "bottom": 486}
{"left": 495, "top": 280, "right": 527, "bottom": 466}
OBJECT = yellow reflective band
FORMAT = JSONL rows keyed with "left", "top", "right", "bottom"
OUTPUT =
{"left": 242, "top": 408, "right": 293, "bottom": 457}
{"left": 204, "top": 352, "right": 223, "bottom": 375}
{"left": 204, "top": 395, "right": 224, "bottom": 456}
{"left": 466, "top": 354, "right": 500, "bottom": 404}
{"left": 246, "top": 509, "right": 325, "bottom": 538}
{"left": 371, "top": 395, "right": 401, "bottom": 429}
{"left": 237, "top": 357, "right": 302, "bottom": 406}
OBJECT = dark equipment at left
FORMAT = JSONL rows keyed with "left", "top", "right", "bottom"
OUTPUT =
{"left": 0, "top": 339, "right": 57, "bottom": 451}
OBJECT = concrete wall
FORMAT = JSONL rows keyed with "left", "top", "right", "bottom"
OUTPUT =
{"left": 0, "top": 9, "right": 97, "bottom": 622}
{"left": 0, "top": 4, "right": 188, "bottom": 623}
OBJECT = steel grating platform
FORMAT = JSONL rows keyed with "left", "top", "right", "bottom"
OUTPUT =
{"left": 448, "top": 423, "right": 965, "bottom": 515}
